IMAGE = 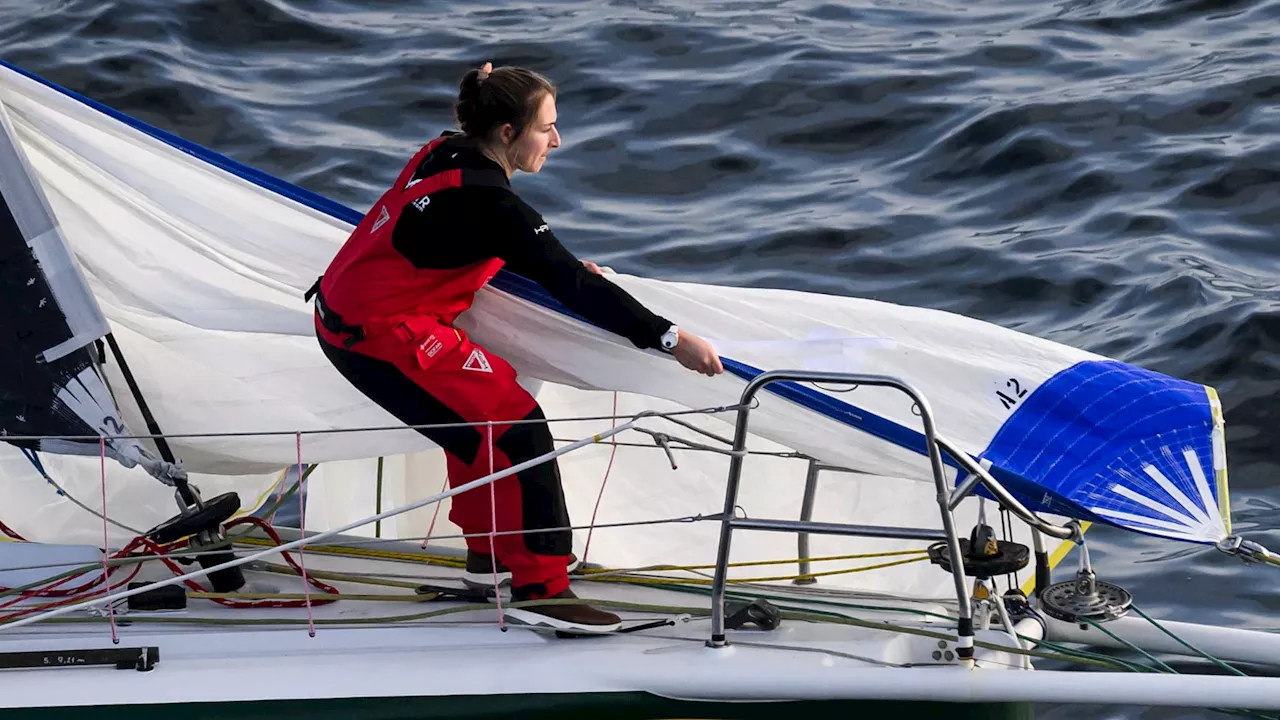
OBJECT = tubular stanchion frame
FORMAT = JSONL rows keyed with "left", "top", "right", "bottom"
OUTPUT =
{"left": 706, "top": 370, "right": 975, "bottom": 659}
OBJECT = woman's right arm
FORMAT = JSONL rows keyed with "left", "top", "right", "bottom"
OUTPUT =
{"left": 490, "top": 192, "right": 723, "bottom": 375}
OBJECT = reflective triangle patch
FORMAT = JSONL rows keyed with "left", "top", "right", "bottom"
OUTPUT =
{"left": 370, "top": 205, "right": 391, "bottom": 232}
{"left": 463, "top": 348, "right": 492, "bottom": 373}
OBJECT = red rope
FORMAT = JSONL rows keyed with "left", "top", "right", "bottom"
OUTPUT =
{"left": 419, "top": 473, "right": 450, "bottom": 550}
{"left": 0, "top": 534, "right": 150, "bottom": 609}
{"left": 0, "top": 538, "right": 146, "bottom": 622}
{"left": 0, "top": 518, "right": 27, "bottom": 542}
{"left": 0, "top": 435, "right": 341, "bottom": 626}
{"left": 0, "top": 515, "right": 341, "bottom": 626}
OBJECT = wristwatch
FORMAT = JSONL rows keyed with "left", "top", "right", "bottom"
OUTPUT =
{"left": 660, "top": 324, "right": 679, "bottom": 352}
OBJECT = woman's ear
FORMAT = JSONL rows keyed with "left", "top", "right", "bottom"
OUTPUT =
{"left": 497, "top": 123, "right": 516, "bottom": 146}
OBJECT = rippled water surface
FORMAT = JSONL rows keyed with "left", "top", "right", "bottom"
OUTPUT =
{"left": 2, "top": 0, "right": 1278, "bottom": 717}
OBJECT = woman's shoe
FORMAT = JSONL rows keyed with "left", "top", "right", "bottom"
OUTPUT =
{"left": 503, "top": 587, "right": 621, "bottom": 634}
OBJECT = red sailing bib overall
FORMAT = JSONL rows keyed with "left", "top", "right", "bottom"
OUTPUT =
{"left": 310, "top": 138, "right": 572, "bottom": 598}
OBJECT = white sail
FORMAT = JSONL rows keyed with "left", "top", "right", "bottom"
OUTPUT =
{"left": 0, "top": 60, "right": 1230, "bottom": 572}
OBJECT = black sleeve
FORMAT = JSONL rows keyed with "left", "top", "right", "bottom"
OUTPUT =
{"left": 391, "top": 187, "right": 673, "bottom": 350}
{"left": 490, "top": 192, "right": 673, "bottom": 350}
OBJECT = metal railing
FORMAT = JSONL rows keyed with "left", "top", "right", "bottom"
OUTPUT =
{"left": 707, "top": 369, "right": 1082, "bottom": 658}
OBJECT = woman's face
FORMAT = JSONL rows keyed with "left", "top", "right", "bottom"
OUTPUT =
{"left": 502, "top": 92, "right": 560, "bottom": 174}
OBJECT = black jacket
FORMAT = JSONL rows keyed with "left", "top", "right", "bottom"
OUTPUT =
{"left": 391, "top": 134, "right": 672, "bottom": 350}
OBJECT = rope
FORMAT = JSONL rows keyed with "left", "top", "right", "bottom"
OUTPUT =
{"left": 258, "top": 513, "right": 718, "bottom": 551}
{"left": 1082, "top": 617, "right": 1179, "bottom": 674}
{"left": 268, "top": 467, "right": 289, "bottom": 526}
{"left": 99, "top": 437, "right": 118, "bottom": 644}
{"left": 550, "top": 436, "right": 803, "bottom": 460}
{"left": 247, "top": 464, "right": 319, "bottom": 532}
{"left": 1087, "top": 614, "right": 1278, "bottom": 720}
{"left": 256, "top": 562, "right": 425, "bottom": 589}
{"left": 576, "top": 549, "right": 930, "bottom": 576}
{"left": 589, "top": 555, "right": 929, "bottom": 585}
{"left": 19, "top": 448, "right": 144, "bottom": 537}
{"left": 581, "top": 392, "right": 619, "bottom": 565}
{"left": 485, "top": 422, "right": 504, "bottom": 631}
{"left": 0, "top": 514, "right": 339, "bottom": 622}
{"left": 419, "top": 473, "right": 449, "bottom": 550}
{"left": 231, "top": 534, "right": 929, "bottom": 579}
{"left": 296, "top": 432, "right": 316, "bottom": 637}
{"left": 0, "top": 517, "right": 26, "bottom": 542}
{"left": 1130, "top": 605, "right": 1248, "bottom": 677}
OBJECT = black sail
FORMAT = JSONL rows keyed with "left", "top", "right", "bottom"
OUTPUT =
{"left": 0, "top": 99, "right": 149, "bottom": 469}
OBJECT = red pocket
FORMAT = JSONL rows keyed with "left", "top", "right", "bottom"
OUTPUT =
{"left": 393, "top": 316, "right": 462, "bottom": 370}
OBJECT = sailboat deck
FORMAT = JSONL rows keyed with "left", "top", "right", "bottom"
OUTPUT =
{"left": 0, "top": 537, "right": 1046, "bottom": 711}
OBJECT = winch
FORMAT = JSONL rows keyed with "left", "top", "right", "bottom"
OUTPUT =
{"left": 1037, "top": 542, "right": 1132, "bottom": 623}
{"left": 145, "top": 484, "right": 245, "bottom": 593}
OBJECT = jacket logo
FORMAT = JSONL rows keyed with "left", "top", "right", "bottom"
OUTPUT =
{"left": 412, "top": 196, "right": 431, "bottom": 212}
{"left": 418, "top": 334, "right": 444, "bottom": 359}
{"left": 462, "top": 348, "right": 492, "bottom": 373}
{"left": 534, "top": 224, "right": 549, "bottom": 234}
{"left": 370, "top": 205, "right": 391, "bottom": 232}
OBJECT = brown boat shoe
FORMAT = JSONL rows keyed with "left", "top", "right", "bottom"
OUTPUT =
{"left": 503, "top": 587, "right": 621, "bottom": 634}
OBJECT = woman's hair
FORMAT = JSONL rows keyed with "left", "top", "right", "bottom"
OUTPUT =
{"left": 455, "top": 65, "right": 556, "bottom": 142}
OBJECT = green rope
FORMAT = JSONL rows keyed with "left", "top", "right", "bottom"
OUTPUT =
{"left": 1083, "top": 617, "right": 1179, "bottom": 674}
{"left": 0, "top": 561, "right": 104, "bottom": 600}
{"left": 1130, "top": 605, "right": 1248, "bottom": 677}
{"left": 1083, "top": 616, "right": 1277, "bottom": 720}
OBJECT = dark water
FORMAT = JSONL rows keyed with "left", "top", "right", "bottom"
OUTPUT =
{"left": 1, "top": 0, "right": 1278, "bottom": 716}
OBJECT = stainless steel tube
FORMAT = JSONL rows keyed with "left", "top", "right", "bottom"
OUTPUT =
{"left": 935, "top": 435, "right": 1077, "bottom": 541}
{"left": 733, "top": 517, "right": 948, "bottom": 541}
{"left": 707, "top": 370, "right": 976, "bottom": 652}
{"left": 794, "top": 459, "right": 820, "bottom": 584}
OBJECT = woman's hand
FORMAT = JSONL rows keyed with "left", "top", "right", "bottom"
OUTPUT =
{"left": 581, "top": 260, "right": 614, "bottom": 275}
{"left": 671, "top": 330, "right": 724, "bottom": 377}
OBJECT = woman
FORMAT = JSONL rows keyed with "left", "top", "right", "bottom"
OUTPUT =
{"left": 311, "top": 62, "right": 723, "bottom": 633}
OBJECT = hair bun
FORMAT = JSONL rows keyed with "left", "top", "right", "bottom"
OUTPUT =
{"left": 454, "top": 64, "right": 556, "bottom": 141}
{"left": 458, "top": 68, "right": 484, "bottom": 98}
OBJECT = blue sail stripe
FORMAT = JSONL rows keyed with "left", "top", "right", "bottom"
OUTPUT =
{"left": 975, "top": 359, "right": 1221, "bottom": 541}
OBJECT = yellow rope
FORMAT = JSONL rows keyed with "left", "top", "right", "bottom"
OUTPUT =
{"left": 575, "top": 548, "right": 930, "bottom": 576}
{"left": 233, "top": 535, "right": 929, "bottom": 576}
{"left": 234, "top": 536, "right": 447, "bottom": 565}
{"left": 590, "top": 555, "right": 930, "bottom": 586}
{"left": 256, "top": 562, "right": 425, "bottom": 589}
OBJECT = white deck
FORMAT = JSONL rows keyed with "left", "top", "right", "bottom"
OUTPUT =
{"left": 0, "top": 537, "right": 1027, "bottom": 709}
